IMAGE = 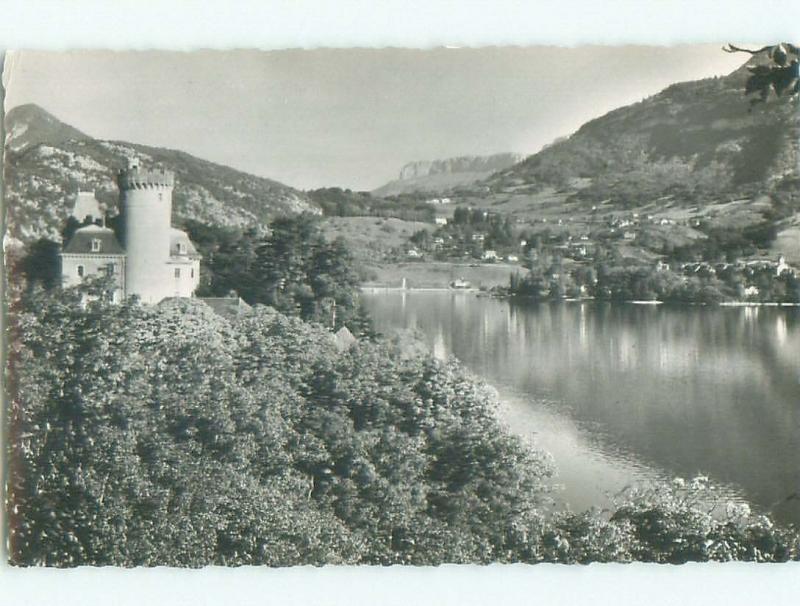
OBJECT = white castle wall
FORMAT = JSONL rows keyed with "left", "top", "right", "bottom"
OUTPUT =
{"left": 61, "top": 254, "right": 126, "bottom": 302}
{"left": 166, "top": 259, "right": 201, "bottom": 298}
{"left": 118, "top": 164, "right": 175, "bottom": 304}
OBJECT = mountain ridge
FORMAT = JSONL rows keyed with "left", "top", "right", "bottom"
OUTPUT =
{"left": 485, "top": 58, "right": 798, "bottom": 203}
{"left": 373, "top": 152, "right": 525, "bottom": 197}
{"left": 3, "top": 104, "right": 319, "bottom": 242}
{"left": 4, "top": 103, "right": 91, "bottom": 152}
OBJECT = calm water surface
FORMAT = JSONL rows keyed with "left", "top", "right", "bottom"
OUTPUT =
{"left": 362, "top": 291, "right": 800, "bottom": 524}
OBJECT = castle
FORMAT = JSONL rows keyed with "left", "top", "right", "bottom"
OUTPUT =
{"left": 60, "top": 158, "right": 201, "bottom": 304}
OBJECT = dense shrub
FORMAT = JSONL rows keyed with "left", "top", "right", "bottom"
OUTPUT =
{"left": 6, "top": 291, "right": 551, "bottom": 566}
{"left": 182, "top": 214, "right": 373, "bottom": 335}
{"left": 7, "top": 288, "right": 798, "bottom": 566}
{"left": 545, "top": 478, "right": 799, "bottom": 563}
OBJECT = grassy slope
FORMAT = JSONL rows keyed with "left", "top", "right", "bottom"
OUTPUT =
{"left": 490, "top": 62, "right": 797, "bottom": 194}
{"left": 372, "top": 171, "right": 496, "bottom": 197}
{"left": 771, "top": 221, "right": 800, "bottom": 265}
{"left": 364, "top": 261, "right": 526, "bottom": 289}
{"left": 319, "top": 216, "right": 432, "bottom": 259}
{"left": 319, "top": 216, "right": 526, "bottom": 288}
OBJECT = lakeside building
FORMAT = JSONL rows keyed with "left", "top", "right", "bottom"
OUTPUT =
{"left": 60, "top": 158, "right": 201, "bottom": 304}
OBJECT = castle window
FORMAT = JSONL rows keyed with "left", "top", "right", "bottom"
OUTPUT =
{"left": 176, "top": 242, "right": 185, "bottom": 254}
{"left": 175, "top": 268, "right": 181, "bottom": 278}
{"left": 91, "top": 238, "right": 102, "bottom": 252}
{"left": 106, "top": 263, "right": 115, "bottom": 275}
{"left": 158, "top": 193, "right": 163, "bottom": 201}
{"left": 191, "top": 268, "right": 194, "bottom": 278}
{"left": 77, "top": 265, "right": 85, "bottom": 277}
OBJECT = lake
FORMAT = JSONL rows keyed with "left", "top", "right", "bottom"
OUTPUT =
{"left": 362, "top": 291, "right": 800, "bottom": 525}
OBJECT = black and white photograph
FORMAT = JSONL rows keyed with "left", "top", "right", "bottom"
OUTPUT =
{"left": 1, "top": 2, "right": 799, "bottom": 601}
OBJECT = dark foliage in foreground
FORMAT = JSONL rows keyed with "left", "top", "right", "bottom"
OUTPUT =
{"left": 183, "top": 214, "right": 373, "bottom": 335}
{"left": 6, "top": 291, "right": 550, "bottom": 566}
{"left": 6, "top": 289, "right": 799, "bottom": 566}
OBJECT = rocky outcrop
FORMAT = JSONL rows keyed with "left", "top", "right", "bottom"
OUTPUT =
{"left": 373, "top": 153, "right": 525, "bottom": 196}
{"left": 398, "top": 153, "right": 526, "bottom": 180}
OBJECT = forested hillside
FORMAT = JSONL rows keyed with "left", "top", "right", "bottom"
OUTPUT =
{"left": 487, "top": 57, "right": 798, "bottom": 208}
{"left": 4, "top": 104, "right": 319, "bottom": 242}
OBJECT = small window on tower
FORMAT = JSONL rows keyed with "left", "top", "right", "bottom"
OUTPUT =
{"left": 91, "top": 238, "right": 102, "bottom": 252}
{"left": 107, "top": 263, "right": 115, "bottom": 275}
{"left": 177, "top": 242, "right": 185, "bottom": 254}
{"left": 77, "top": 265, "right": 85, "bottom": 277}
{"left": 158, "top": 193, "right": 163, "bottom": 201}
{"left": 191, "top": 268, "right": 195, "bottom": 278}
{"left": 175, "top": 268, "right": 181, "bottom": 278}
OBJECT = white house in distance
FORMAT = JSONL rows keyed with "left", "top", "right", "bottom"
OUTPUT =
{"left": 60, "top": 157, "right": 201, "bottom": 304}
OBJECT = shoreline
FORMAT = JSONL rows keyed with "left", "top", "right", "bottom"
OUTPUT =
{"left": 360, "top": 286, "right": 800, "bottom": 307}
{"left": 360, "top": 285, "right": 480, "bottom": 293}
{"left": 362, "top": 290, "right": 799, "bottom": 530}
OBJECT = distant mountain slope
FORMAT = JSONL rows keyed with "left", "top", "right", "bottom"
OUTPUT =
{"left": 3, "top": 104, "right": 319, "bottom": 242}
{"left": 373, "top": 153, "right": 525, "bottom": 197}
{"left": 4, "top": 104, "right": 91, "bottom": 152}
{"left": 487, "top": 57, "right": 799, "bottom": 206}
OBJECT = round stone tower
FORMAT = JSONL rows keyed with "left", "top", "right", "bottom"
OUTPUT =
{"left": 117, "top": 157, "right": 176, "bottom": 304}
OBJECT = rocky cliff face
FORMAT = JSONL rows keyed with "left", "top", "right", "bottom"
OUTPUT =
{"left": 373, "top": 153, "right": 525, "bottom": 196}
{"left": 3, "top": 104, "right": 319, "bottom": 242}
{"left": 398, "top": 153, "right": 526, "bottom": 180}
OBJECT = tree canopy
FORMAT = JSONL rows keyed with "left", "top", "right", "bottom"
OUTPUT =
{"left": 182, "top": 214, "right": 372, "bottom": 335}
{"left": 7, "top": 287, "right": 798, "bottom": 566}
{"left": 7, "top": 290, "right": 555, "bottom": 566}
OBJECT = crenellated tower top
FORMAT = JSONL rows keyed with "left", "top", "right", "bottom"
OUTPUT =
{"left": 117, "top": 156, "right": 175, "bottom": 190}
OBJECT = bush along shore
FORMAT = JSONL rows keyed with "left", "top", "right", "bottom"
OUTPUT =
{"left": 503, "top": 260, "right": 800, "bottom": 305}
{"left": 6, "top": 285, "right": 800, "bottom": 566}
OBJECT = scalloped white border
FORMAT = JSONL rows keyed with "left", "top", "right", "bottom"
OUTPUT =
{"left": 0, "top": 0, "right": 796, "bottom": 49}
{"left": 2, "top": 1, "right": 799, "bottom": 605}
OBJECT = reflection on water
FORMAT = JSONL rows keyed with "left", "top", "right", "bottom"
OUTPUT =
{"left": 363, "top": 292, "right": 800, "bottom": 524}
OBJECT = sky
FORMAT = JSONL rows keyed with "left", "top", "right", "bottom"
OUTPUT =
{"left": 4, "top": 46, "right": 745, "bottom": 191}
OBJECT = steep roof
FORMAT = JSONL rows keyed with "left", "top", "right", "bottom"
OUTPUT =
{"left": 199, "top": 297, "right": 252, "bottom": 318}
{"left": 170, "top": 227, "right": 200, "bottom": 258}
{"left": 62, "top": 224, "right": 125, "bottom": 255}
{"left": 71, "top": 191, "right": 102, "bottom": 222}
{"left": 334, "top": 326, "right": 357, "bottom": 351}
